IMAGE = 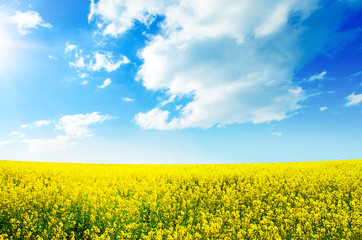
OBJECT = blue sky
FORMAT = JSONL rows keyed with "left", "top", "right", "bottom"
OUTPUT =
{"left": 0, "top": 0, "right": 362, "bottom": 163}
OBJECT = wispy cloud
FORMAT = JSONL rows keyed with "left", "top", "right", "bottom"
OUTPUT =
{"left": 48, "top": 55, "right": 58, "bottom": 60}
{"left": 345, "top": 92, "right": 362, "bottom": 107}
{"left": 66, "top": 43, "right": 130, "bottom": 73}
{"left": 160, "top": 94, "right": 176, "bottom": 107}
{"left": 272, "top": 132, "right": 282, "bottom": 137}
{"left": 55, "top": 112, "right": 113, "bottom": 139}
{"left": 88, "top": 52, "right": 129, "bottom": 72}
{"left": 22, "top": 136, "right": 74, "bottom": 153}
{"left": 350, "top": 71, "right": 362, "bottom": 78}
{"left": 21, "top": 120, "right": 51, "bottom": 128}
{"left": 98, "top": 78, "right": 111, "bottom": 88}
{"left": 10, "top": 10, "right": 52, "bottom": 35}
{"left": 9, "top": 131, "right": 25, "bottom": 138}
{"left": 81, "top": 80, "right": 89, "bottom": 85}
{"left": 254, "top": 2, "right": 290, "bottom": 38}
{"left": 122, "top": 97, "right": 134, "bottom": 102}
{"left": 307, "top": 71, "right": 327, "bottom": 82}
{"left": 319, "top": 106, "right": 327, "bottom": 112}
{"left": 79, "top": 73, "right": 89, "bottom": 79}
{"left": 20, "top": 112, "right": 114, "bottom": 153}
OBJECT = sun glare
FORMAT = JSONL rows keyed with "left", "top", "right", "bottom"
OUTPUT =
{"left": 0, "top": 19, "right": 15, "bottom": 68}
{"left": 0, "top": 14, "right": 22, "bottom": 78}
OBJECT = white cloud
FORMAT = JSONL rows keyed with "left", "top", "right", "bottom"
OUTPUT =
{"left": 66, "top": 45, "right": 130, "bottom": 72}
{"left": 9, "top": 131, "right": 25, "bottom": 138}
{"left": 89, "top": 0, "right": 317, "bottom": 40}
{"left": 69, "top": 56, "right": 86, "bottom": 68}
{"left": 88, "top": 0, "right": 96, "bottom": 22}
{"left": 90, "top": 0, "right": 317, "bottom": 129}
{"left": 319, "top": 106, "right": 327, "bottom": 111}
{"left": 122, "top": 97, "right": 134, "bottom": 102}
{"left": 22, "top": 136, "right": 74, "bottom": 153}
{"left": 88, "top": 52, "right": 129, "bottom": 72}
{"left": 90, "top": 0, "right": 358, "bottom": 130}
{"left": 55, "top": 112, "right": 113, "bottom": 139}
{"left": 88, "top": 0, "right": 168, "bottom": 37}
{"left": 21, "top": 120, "right": 51, "bottom": 128}
{"left": 65, "top": 42, "right": 77, "bottom": 53}
{"left": 79, "top": 73, "right": 89, "bottom": 79}
{"left": 255, "top": 2, "right": 290, "bottom": 37}
{"left": 272, "top": 131, "right": 282, "bottom": 137}
{"left": 307, "top": 71, "right": 327, "bottom": 82}
{"left": 20, "top": 112, "right": 113, "bottom": 153}
{"left": 48, "top": 55, "right": 58, "bottom": 60}
{"left": 160, "top": 94, "right": 176, "bottom": 106}
{"left": 135, "top": 108, "right": 173, "bottom": 130}
{"left": 10, "top": 10, "right": 52, "bottom": 35}
{"left": 81, "top": 80, "right": 89, "bottom": 85}
{"left": 327, "top": 90, "right": 336, "bottom": 94}
{"left": 345, "top": 92, "right": 362, "bottom": 107}
{"left": 98, "top": 78, "right": 111, "bottom": 88}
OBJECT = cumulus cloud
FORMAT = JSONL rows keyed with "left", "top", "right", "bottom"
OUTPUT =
{"left": 90, "top": 0, "right": 358, "bottom": 129}
{"left": 21, "top": 120, "right": 51, "bottom": 128}
{"left": 98, "top": 78, "right": 111, "bottom": 88}
{"left": 135, "top": 108, "right": 173, "bottom": 130}
{"left": 345, "top": 92, "right": 362, "bottom": 107}
{"left": 66, "top": 43, "right": 130, "bottom": 72}
{"left": 55, "top": 112, "right": 113, "bottom": 139}
{"left": 307, "top": 71, "right": 327, "bottom": 82}
{"left": 88, "top": 0, "right": 169, "bottom": 37}
{"left": 319, "top": 106, "right": 327, "bottom": 111}
{"left": 11, "top": 10, "right": 52, "bottom": 35}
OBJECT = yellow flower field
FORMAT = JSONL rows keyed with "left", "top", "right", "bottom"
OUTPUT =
{"left": 0, "top": 160, "right": 361, "bottom": 239}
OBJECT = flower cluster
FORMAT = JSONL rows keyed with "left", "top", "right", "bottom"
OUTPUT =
{"left": 0, "top": 160, "right": 361, "bottom": 239}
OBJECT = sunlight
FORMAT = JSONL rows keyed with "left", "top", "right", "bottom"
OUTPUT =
{"left": 0, "top": 13, "right": 26, "bottom": 83}
{"left": 0, "top": 15, "right": 17, "bottom": 74}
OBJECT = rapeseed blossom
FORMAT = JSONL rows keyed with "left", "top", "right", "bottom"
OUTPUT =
{"left": 0, "top": 160, "right": 361, "bottom": 239}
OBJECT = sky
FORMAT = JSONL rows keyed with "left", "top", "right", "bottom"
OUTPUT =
{"left": 0, "top": 0, "right": 362, "bottom": 164}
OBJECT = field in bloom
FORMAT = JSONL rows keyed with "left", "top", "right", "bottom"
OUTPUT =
{"left": 0, "top": 160, "right": 361, "bottom": 240}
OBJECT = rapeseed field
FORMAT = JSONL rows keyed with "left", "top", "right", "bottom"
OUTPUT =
{"left": 0, "top": 160, "right": 361, "bottom": 239}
